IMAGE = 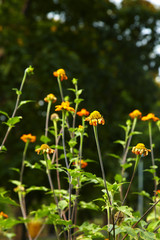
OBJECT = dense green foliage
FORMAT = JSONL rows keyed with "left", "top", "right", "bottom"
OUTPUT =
{"left": 1, "top": 0, "right": 160, "bottom": 223}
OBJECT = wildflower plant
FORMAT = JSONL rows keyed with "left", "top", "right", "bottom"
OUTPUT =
{"left": 1, "top": 66, "right": 160, "bottom": 240}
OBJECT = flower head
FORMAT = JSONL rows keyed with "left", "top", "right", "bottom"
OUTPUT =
{"left": 77, "top": 108, "right": 90, "bottom": 117}
{"left": 50, "top": 113, "right": 59, "bottom": 121}
{"left": 55, "top": 101, "right": 75, "bottom": 112}
{"left": 156, "top": 190, "right": 160, "bottom": 195}
{"left": 85, "top": 110, "right": 105, "bottom": 126}
{"left": 73, "top": 160, "right": 88, "bottom": 168}
{"left": 132, "top": 143, "right": 151, "bottom": 157}
{"left": 0, "top": 211, "right": 8, "bottom": 218}
{"left": 35, "top": 144, "right": 55, "bottom": 155}
{"left": 129, "top": 109, "right": 142, "bottom": 119}
{"left": 20, "top": 134, "right": 36, "bottom": 143}
{"left": 44, "top": 93, "right": 57, "bottom": 103}
{"left": 53, "top": 68, "right": 68, "bottom": 81}
{"left": 141, "top": 113, "right": 159, "bottom": 122}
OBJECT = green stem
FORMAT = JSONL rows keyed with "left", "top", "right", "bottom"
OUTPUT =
{"left": 0, "top": 69, "right": 28, "bottom": 150}
{"left": 120, "top": 118, "right": 137, "bottom": 201}
{"left": 20, "top": 140, "right": 29, "bottom": 184}
{"left": 57, "top": 76, "right": 64, "bottom": 101}
{"left": 93, "top": 125, "right": 112, "bottom": 239}
{"left": 138, "top": 159, "right": 143, "bottom": 215}
{"left": 45, "top": 101, "right": 52, "bottom": 137}
{"left": 93, "top": 125, "right": 112, "bottom": 205}
{"left": 53, "top": 120, "right": 61, "bottom": 193}
{"left": 148, "top": 121, "right": 157, "bottom": 195}
{"left": 62, "top": 111, "right": 72, "bottom": 240}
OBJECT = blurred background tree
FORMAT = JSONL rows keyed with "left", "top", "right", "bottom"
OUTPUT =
{"left": 0, "top": 0, "right": 160, "bottom": 227}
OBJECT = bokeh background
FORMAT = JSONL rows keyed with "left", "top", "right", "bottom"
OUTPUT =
{"left": 1, "top": 0, "right": 160, "bottom": 239}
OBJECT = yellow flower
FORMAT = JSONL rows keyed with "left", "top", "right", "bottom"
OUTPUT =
{"left": 132, "top": 143, "right": 151, "bottom": 157}
{"left": 35, "top": 144, "right": 55, "bottom": 155}
{"left": 55, "top": 101, "right": 75, "bottom": 112}
{"left": 85, "top": 110, "right": 105, "bottom": 126}
{"left": 20, "top": 134, "right": 36, "bottom": 143}
{"left": 129, "top": 109, "right": 142, "bottom": 119}
{"left": 77, "top": 108, "right": 90, "bottom": 117}
{"left": 53, "top": 68, "right": 68, "bottom": 81}
{"left": 141, "top": 113, "right": 159, "bottom": 122}
{"left": 44, "top": 93, "right": 57, "bottom": 103}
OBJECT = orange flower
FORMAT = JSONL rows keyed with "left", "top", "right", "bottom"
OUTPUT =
{"left": 35, "top": 144, "right": 55, "bottom": 155}
{"left": 141, "top": 113, "right": 159, "bottom": 122}
{"left": 44, "top": 93, "right": 57, "bottom": 103}
{"left": 132, "top": 143, "right": 151, "bottom": 157}
{"left": 20, "top": 134, "right": 36, "bottom": 143}
{"left": 73, "top": 160, "right": 88, "bottom": 168}
{"left": 129, "top": 109, "right": 142, "bottom": 119}
{"left": 0, "top": 211, "right": 8, "bottom": 218}
{"left": 53, "top": 68, "right": 68, "bottom": 81}
{"left": 55, "top": 101, "right": 75, "bottom": 112}
{"left": 156, "top": 190, "right": 160, "bottom": 195}
{"left": 85, "top": 110, "right": 105, "bottom": 126}
{"left": 77, "top": 108, "right": 90, "bottom": 117}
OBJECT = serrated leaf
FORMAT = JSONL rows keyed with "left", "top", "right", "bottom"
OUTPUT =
{"left": 4, "top": 116, "right": 22, "bottom": 127}
{"left": 0, "top": 192, "right": 19, "bottom": 206}
{"left": 117, "top": 205, "right": 133, "bottom": 217}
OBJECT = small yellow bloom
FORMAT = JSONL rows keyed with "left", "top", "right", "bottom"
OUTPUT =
{"left": 0, "top": 211, "right": 8, "bottom": 218}
{"left": 77, "top": 108, "right": 90, "bottom": 117}
{"left": 129, "top": 109, "right": 142, "bottom": 119}
{"left": 44, "top": 93, "right": 57, "bottom": 103}
{"left": 20, "top": 134, "right": 36, "bottom": 143}
{"left": 55, "top": 101, "right": 75, "bottom": 112}
{"left": 141, "top": 113, "right": 159, "bottom": 122}
{"left": 85, "top": 110, "right": 105, "bottom": 126}
{"left": 53, "top": 68, "right": 68, "bottom": 81}
{"left": 132, "top": 143, "right": 151, "bottom": 157}
{"left": 35, "top": 144, "right": 55, "bottom": 155}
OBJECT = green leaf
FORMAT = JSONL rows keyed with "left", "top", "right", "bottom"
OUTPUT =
{"left": 55, "top": 219, "right": 72, "bottom": 226}
{"left": 26, "top": 186, "right": 48, "bottom": 194}
{"left": 4, "top": 116, "right": 22, "bottom": 127}
{"left": 0, "top": 111, "right": 9, "bottom": 118}
{"left": 58, "top": 200, "right": 68, "bottom": 210}
{"left": 114, "top": 140, "right": 125, "bottom": 148}
{"left": 132, "top": 190, "right": 150, "bottom": 199}
{"left": 114, "top": 174, "right": 123, "bottom": 183}
{"left": 121, "top": 162, "right": 132, "bottom": 170}
{"left": 79, "top": 201, "right": 99, "bottom": 210}
{"left": 117, "top": 205, "right": 133, "bottom": 217}
{"left": 0, "top": 192, "right": 19, "bottom": 206}
{"left": 0, "top": 146, "right": 7, "bottom": 152}
{"left": 40, "top": 135, "right": 51, "bottom": 143}
{"left": 24, "top": 161, "right": 43, "bottom": 170}
{"left": 122, "top": 226, "right": 137, "bottom": 238}
{"left": 18, "top": 100, "right": 34, "bottom": 109}
{"left": 68, "top": 138, "right": 77, "bottom": 147}
{"left": 12, "top": 88, "right": 22, "bottom": 95}
{"left": 107, "top": 153, "right": 120, "bottom": 159}
{"left": 129, "top": 131, "right": 142, "bottom": 136}
{"left": 74, "top": 98, "right": 84, "bottom": 104}
{"left": 77, "top": 89, "right": 83, "bottom": 96}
